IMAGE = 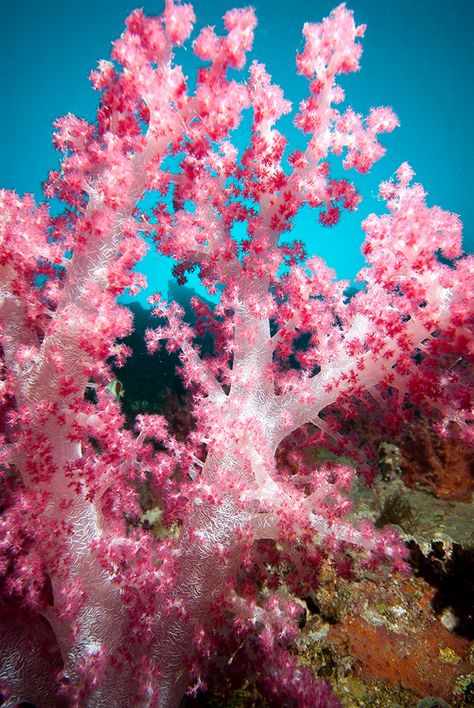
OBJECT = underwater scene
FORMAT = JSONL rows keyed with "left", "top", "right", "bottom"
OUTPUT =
{"left": 0, "top": 1, "right": 473, "bottom": 706}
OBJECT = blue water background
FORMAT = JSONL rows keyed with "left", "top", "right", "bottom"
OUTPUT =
{"left": 1, "top": 0, "right": 472, "bottom": 307}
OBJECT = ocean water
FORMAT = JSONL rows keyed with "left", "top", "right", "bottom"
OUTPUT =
{"left": 0, "top": 0, "right": 472, "bottom": 309}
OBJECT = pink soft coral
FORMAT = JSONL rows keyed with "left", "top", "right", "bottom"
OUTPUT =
{"left": 0, "top": 2, "right": 472, "bottom": 706}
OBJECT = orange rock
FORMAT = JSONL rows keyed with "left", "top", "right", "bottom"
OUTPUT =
{"left": 327, "top": 614, "right": 472, "bottom": 700}
{"left": 400, "top": 421, "right": 474, "bottom": 502}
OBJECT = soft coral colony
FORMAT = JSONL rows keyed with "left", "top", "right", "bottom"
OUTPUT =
{"left": 0, "top": 1, "right": 472, "bottom": 705}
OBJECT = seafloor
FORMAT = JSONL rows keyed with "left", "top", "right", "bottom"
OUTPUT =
{"left": 181, "top": 444, "right": 474, "bottom": 707}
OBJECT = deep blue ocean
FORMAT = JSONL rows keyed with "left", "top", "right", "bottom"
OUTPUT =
{"left": 1, "top": 0, "right": 472, "bottom": 307}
